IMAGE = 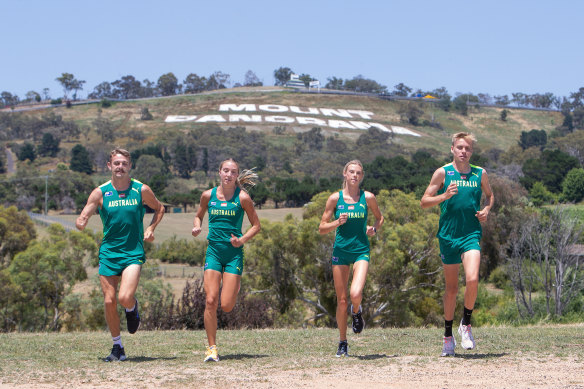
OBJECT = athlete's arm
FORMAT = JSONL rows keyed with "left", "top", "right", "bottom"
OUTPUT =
{"left": 319, "top": 192, "right": 346, "bottom": 235}
{"left": 420, "top": 168, "right": 456, "bottom": 209}
{"left": 476, "top": 170, "right": 495, "bottom": 223}
{"left": 192, "top": 190, "right": 211, "bottom": 238}
{"left": 365, "top": 191, "right": 384, "bottom": 236}
{"left": 142, "top": 184, "right": 165, "bottom": 242}
{"left": 230, "top": 191, "right": 261, "bottom": 248}
{"left": 76, "top": 187, "right": 102, "bottom": 231}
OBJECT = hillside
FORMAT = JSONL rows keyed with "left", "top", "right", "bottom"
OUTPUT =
{"left": 11, "top": 87, "right": 562, "bottom": 158}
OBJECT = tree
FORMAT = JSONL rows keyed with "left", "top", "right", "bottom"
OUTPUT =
{"left": 398, "top": 102, "right": 424, "bottom": 125}
{"left": 183, "top": 73, "right": 207, "bottom": 93}
{"left": 70, "top": 144, "right": 93, "bottom": 174}
{"left": 18, "top": 143, "right": 36, "bottom": 162}
{"left": 8, "top": 224, "right": 95, "bottom": 330}
{"left": 157, "top": 72, "right": 180, "bottom": 96}
{"left": 243, "top": 70, "right": 262, "bottom": 87}
{"left": 25, "top": 91, "right": 41, "bottom": 103}
{"left": 393, "top": 83, "right": 412, "bottom": 96}
{"left": 55, "top": 73, "right": 85, "bottom": 100}
{"left": 111, "top": 75, "right": 142, "bottom": 99}
{"left": 452, "top": 94, "right": 478, "bottom": 115}
{"left": 38, "top": 132, "right": 60, "bottom": 157}
{"left": 325, "top": 77, "right": 344, "bottom": 90}
{"left": 298, "top": 74, "right": 314, "bottom": 88}
{"left": 521, "top": 149, "right": 579, "bottom": 192}
{"left": 274, "top": 67, "right": 293, "bottom": 86}
{"left": 505, "top": 207, "right": 584, "bottom": 318}
{"left": 344, "top": 75, "right": 387, "bottom": 94}
{"left": 1, "top": 91, "right": 19, "bottom": 107}
{"left": 132, "top": 155, "right": 169, "bottom": 197}
{"left": 562, "top": 168, "right": 584, "bottom": 203}
{"left": 494, "top": 95, "right": 510, "bottom": 106}
{"left": 93, "top": 117, "right": 116, "bottom": 142}
{"left": 518, "top": 129, "right": 547, "bottom": 150}
{"left": 88, "top": 82, "right": 114, "bottom": 99}
{"left": 500, "top": 109, "right": 509, "bottom": 121}
{"left": 0, "top": 206, "right": 36, "bottom": 267}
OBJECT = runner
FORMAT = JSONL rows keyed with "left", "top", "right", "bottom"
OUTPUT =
{"left": 420, "top": 132, "right": 494, "bottom": 356}
{"left": 319, "top": 160, "right": 384, "bottom": 357}
{"left": 192, "top": 158, "right": 261, "bottom": 362}
{"left": 76, "top": 148, "right": 165, "bottom": 362}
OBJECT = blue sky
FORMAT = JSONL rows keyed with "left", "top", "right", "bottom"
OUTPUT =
{"left": 3, "top": 0, "right": 583, "bottom": 99}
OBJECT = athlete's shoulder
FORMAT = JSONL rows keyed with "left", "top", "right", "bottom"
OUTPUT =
{"left": 98, "top": 180, "right": 112, "bottom": 189}
{"left": 329, "top": 191, "right": 341, "bottom": 201}
{"left": 201, "top": 188, "right": 213, "bottom": 199}
{"left": 364, "top": 190, "right": 376, "bottom": 200}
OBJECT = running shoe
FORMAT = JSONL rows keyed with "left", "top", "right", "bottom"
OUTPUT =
{"left": 441, "top": 335, "right": 456, "bottom": 357}
{"left": 351, "top": 304, "right": 365, "bottom": 334}
{"left": 458, "top": 320, "right": 476, "bottom": 350}
{"left": 125, "top": 299, "right": 140, "bottom": 334}
{"left": 204, "top": 345, "right": 219, "bottom": 362}
{"left": 104, "top": 344, "right": 127, "bottom": 362}
{"left": 336, "top": 340, "right": 348, "bottom": 357}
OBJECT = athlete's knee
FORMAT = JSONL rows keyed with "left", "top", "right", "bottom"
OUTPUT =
{"left": 206, "top": 294, "right": 219, "bottom": 310}
{"left": 444, "top": 283, "right": 458, "bottom": 298}
{"left": 337, "top": 295, "right": 349, "bottom": 309}
{"left": 349, "top": 289, "right": 362, "bottom": 303}
{"left": 220, "top": 299, "right": 236, "bottom": 313}
{"left": 103, "top": 293, "right": 117, "bottom": 307}
{"left": 465, "top": 274, "right": 479, "bottom": 288}
{"left": 118, "top": 293, "right": 135, "bottom": 308}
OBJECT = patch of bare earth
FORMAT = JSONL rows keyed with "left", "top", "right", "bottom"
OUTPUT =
{"left": 2, "top": 354, "right": 582, "bottom": 389}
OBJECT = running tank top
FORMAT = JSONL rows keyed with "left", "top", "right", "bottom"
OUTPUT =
{"left": 207, "top": 187, "right": 245, "bottom": 243}
{"left": 98, "top": 179, "right": 145, "bottom": 260}
{"left": 334, "top": 190, "right": 369, "bottom": 254}
{"left": 437, "top": 163, "right": 483, "bottom": 240}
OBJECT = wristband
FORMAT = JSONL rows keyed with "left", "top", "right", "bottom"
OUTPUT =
{"left": 372, "top": 227, "right": 377, "bottom": 233}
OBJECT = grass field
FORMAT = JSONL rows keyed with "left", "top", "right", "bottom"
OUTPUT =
{"left": 0, "top": 325, "right": 583, "bottom": 388}
{"left": 55, "top": 207, "right": 305, "bottom": 242}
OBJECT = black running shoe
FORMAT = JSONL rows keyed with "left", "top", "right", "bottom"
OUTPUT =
{"left": 125, "top": 299, "right": 140, "bottom": 334}
{"left": 336, "top": 340, "right": 348, "bottom": 357}
{"left": 351, "top": 304, "right": 365, "bottom": 334}
{"left": 104, "top": 344, "right": 126, "bottom": 362}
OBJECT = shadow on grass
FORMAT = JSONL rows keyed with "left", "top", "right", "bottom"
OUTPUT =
{"left": 353, "top": 354, "right": 398, "bottom": 360}
{"left": 220, "top": 353, "right": 269, "bottom": 361}
{"left": 127, "top": 356, "right": 178, "bottom": 363}
{"left": 455, "top": 352, "right": 507, "bottom": 360}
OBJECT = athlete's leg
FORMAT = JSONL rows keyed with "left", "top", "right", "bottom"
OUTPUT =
{"left": 333, "top": 265, "right": 350, "bottom": 341}
{"left": 349, "top": 260, "right": 369, "bottom": 313}
{"left": 442, "top": 263, "right": 460, "bottom": 321}
{"left": 204, "top": 269, "right": 222, "bottom": 346}
{"left": 100, "top": 275, "right": 121, "bottom": 337}
{"left": 461, "top": 250, "right": 480, "bottom": 310}
{"left": 118, "top": 264, "right": 142, "bottom": 309}
{"left": 219, "top": 273, "right": 242, "bottom": 313}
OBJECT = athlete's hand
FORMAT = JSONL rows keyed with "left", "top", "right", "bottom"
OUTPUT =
{"left": 366, "top": 226, "right": 377, "bottom": 236}
{"left": 191, "top": 226, "right": 202, "bottom": 237}
{"left": 144, "top": 228, "right": 155, "bottom": 242}
{"left": 230, "top": 234, "right": 243, "bottom": 248}
{"left": 444, "top": 182, "right": 458, "bottom": 199}
{"left": 337, "top": 213, "right": 348, "bottom": 226}
{"left": 476, "top": 208, "right": 489, "bottom": 222}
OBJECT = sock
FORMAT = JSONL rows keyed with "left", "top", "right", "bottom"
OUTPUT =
{"left": 112, "top": 335, "right": 122, "bottom": 347}
{"left": 444, "top": 320, "right": 453, "bottom": 337}
{"left": 125, "top": 303, "right": 136, "bottom": 313}
{"left": 462, "top": 307, "right": 473, "bottom": 326}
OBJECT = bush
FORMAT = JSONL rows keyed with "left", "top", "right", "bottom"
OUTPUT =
{"left": 50, "top": 98, "right": 62, "bottom": 105}
{"left": 150, "top": 236, "right": 207, "bottom": 265}
{"left": 488, "top": 266, "right": 510, "bottom": 289}
{"left": 100, "top": 98, "right": 112, "bottom": 108}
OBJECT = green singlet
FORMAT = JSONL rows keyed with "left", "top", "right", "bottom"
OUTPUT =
{"left": 332, "top": 190, "right": 370, "bottom": 265}
{"left": 98, "top": 179, "right": 145, "bottom": 276}
{"left": 204, "top": 187, "right": 245, "bottom": 275}
{"left": 436, "top": 163, "right": 483, "bottom": 264}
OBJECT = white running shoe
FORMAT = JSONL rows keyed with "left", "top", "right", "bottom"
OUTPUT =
{"left": 458, "top": 320, "right": 476, "bottom": 350}
{"left": 441, "top": 335, "right": 456, "bottom": 357}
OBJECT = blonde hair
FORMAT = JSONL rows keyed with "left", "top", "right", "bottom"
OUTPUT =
{"left": 451, "top": 132, "right": 477, "bottom": 148}
{"left": 341, "top": 159, "right": 364, "bottom": 190}
{"left": 110, "top": 148, "right": 131, "bottom": 162}
{"left": 219, "top": 158, "right": 258, "bottom": 190}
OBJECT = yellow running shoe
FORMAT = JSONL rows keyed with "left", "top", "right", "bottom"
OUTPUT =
{"left": 204, "top": 345, "right": 219, "bottom": 362}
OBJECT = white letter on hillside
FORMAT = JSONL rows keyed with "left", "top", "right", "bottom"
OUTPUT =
{"left": 349, "top": 121, "right": 371, "bottom": 130}
{"left": 229, "top": 115, "right": 262, "bottom": 123}
{"left": 348, "top": 110, "right": 375, "bottom": 120}
{"left": 265, "top": 116, "right": 295, "bottom": 123}
{"left": 328, "top": 120, "right": 356, "bottom": 129}
{"left": 297, "top": 117, "right": 327, "bottom": 126}
{"left": 219, "top": 104, "right": 257, "bottom": 112}
{"left": 196, "top": 115, "right": 226, "bottom": 123}
{"left": 259, "top": 104, "right": 288, "bottom": 112}
{"left": 290, "top": 106, "right": 319, "bottom": 115}
{"left": 319, "top": 108, "right": 352, "bottom": 118}
{"left": 165, "top": 115, "right": 197, "bottom": 122}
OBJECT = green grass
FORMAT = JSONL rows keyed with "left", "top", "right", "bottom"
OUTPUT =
{"left": 0, "top": 326, "right": 582, "bottom": 387}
